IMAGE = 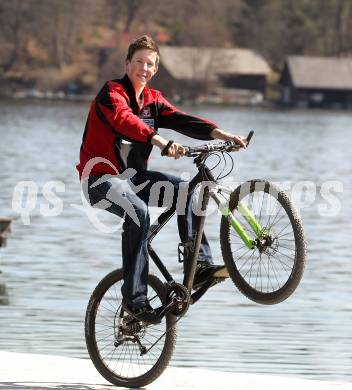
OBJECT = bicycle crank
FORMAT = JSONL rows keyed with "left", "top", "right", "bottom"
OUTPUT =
{"left": 165, "top": 282, "right": 191, "bottom": 316}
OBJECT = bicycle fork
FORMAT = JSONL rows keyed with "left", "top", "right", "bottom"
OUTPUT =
{"left": 212, "top": 190, "right": 265, "bottom": 250}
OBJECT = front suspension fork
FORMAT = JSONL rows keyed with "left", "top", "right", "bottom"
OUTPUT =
{"left": 215, "top": 192, "right": 265, "bottom": 250}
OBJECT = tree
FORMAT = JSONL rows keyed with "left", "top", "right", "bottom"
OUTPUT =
{"left": 0, "top": 0, "right": 31, "bottom": 72}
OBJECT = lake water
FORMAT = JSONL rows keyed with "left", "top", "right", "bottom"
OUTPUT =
{"left": 0, "top": 99, "right": 351, "bottom": 382}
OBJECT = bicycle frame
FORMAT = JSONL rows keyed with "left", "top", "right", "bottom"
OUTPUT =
{"left": 146, "top": 154, "right": 265, "bottom": 297}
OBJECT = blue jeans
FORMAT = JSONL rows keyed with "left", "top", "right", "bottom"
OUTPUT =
{"left": 86, "top": 170, "right": 213, "bottom": 307}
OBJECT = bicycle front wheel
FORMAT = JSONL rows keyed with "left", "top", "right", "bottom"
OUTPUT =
{"left": 85, "top": 269, "right": 177, "bottom": 388}
{"left": 220, "top": 180, "right": 306, "bottom": 304}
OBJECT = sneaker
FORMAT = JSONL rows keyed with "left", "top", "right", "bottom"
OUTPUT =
{"left": 122, "top": 300, "right": 161, "bottom": 325}
{"left": 193, "top": 262, "right": 229, "bottom": 290}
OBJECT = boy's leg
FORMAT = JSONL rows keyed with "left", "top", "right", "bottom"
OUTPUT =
{"left": 85, "top": 176, "right": 150, "bottom": 307}
{"left": 130, "top": 170, "right": 228, "bottom": 290}
{"left": 131, "top": 170, "right": 213, "bottom": 262}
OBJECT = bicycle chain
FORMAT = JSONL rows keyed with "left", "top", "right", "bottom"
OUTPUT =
{"left": 144, "top": 311, "right": 184, "bottom": 354}
{"left": 144, "top": 283, "right": 190, "bottom": 354}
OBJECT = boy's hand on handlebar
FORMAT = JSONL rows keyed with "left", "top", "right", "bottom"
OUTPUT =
{"left": 210, "top": 128, "right": 247, "bottom": 148}
{"left": 168, "top": 142, "right": 186, "bottom": 159}
{"left": 151, "top": 134, "right": 186, "bottom": 159}
{"left": 228, "top": 134, "right": 247, "bottom": 149}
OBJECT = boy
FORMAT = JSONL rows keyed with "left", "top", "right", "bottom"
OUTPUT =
{"left": 77, "top": 35, "right": 246, "bottom": 323}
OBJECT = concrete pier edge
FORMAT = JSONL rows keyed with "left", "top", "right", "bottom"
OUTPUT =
{"left": 0, "top": 351, "right": 351, "bottom": 389}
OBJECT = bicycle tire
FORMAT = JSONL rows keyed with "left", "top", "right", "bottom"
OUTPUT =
{"left": 85, "top": 268, "right": 177, "bottom": 388}
{"left": 220, "top": 179, "right": 306, "bottom": 304}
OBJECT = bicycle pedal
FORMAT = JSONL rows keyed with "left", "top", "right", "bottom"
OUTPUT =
{"left": 213, "top": 268, "right": 229, "bottom": 278}
{"left": 213, "top": 277, "right": 226, "bottom": 285}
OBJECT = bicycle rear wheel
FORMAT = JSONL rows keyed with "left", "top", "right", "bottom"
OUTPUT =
{"left": 85, "top": 269, "right": 177, "bottom": 388}
{"left": 220, "top": 180, "right": 306, "bottom": 304}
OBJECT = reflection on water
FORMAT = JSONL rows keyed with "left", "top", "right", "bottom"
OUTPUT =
{"left": 0, "top": 100, "right": 351, "bottom": 382}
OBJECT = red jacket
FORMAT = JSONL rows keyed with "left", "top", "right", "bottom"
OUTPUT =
{"left": 76, "top": 75, "right": 218, "bottom": 179}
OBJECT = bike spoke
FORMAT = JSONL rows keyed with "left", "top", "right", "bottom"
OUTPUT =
{"left": 91, "top": 279, "right": 169, "bottom": 380}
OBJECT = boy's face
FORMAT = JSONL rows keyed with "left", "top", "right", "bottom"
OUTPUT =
{"left": 126, "top": 49, "right": 158, "bottom": 90}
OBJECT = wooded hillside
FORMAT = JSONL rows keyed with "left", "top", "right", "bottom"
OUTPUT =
{"left": 1, "top": 0, "right": 351, "bottom": 94}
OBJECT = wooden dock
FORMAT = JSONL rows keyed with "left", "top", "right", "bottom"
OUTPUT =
{"left": 0, "top": 217, "right": 13, "bottom": 247}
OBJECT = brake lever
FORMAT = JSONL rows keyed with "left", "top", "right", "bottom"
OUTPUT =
{"left": 224, "top": 141, "right": 241, "bottom": 152}
{"left": 184, "top": 146, "right": 198, "bottom": 157}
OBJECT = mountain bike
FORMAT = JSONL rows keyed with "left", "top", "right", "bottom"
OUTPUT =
{"left": 85, "top": 131, "right": 307, "bottom": 387}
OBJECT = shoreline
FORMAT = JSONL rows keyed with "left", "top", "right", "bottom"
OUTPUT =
{"left": 1, "top": 93, "right": 352, "bottom": 113}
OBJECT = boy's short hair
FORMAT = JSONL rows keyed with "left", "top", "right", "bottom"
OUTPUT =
{"left": 126, "top": 35, "right": 160, "bottom": 66}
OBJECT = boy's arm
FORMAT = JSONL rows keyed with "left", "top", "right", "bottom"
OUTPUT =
{"left": 157, "top": 92, "right": 246, "bottom": 147}
{"left": 156, "top": 92, "right": 217, "bottom": 140}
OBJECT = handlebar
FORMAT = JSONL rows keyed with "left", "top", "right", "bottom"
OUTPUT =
{"left": 185, "top": 131, "right": 254, "bottom": 157}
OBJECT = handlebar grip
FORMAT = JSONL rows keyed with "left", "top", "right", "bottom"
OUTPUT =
{"left": 246, "top": 131, "right": 254, "bottom": 145}
{"left": 161, "top": 140, "right": 174, "bottom": 156}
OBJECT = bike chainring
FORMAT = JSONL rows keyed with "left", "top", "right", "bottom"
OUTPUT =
{"left": 166, "top": 283, "right": 191, "bottom": 316}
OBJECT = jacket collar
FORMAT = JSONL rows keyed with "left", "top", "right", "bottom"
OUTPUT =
{"left": 121, "top": 74, "right": 139, "bottom": 113}
{"left": 121, "top": 74, "right": 153, "bottom": 112}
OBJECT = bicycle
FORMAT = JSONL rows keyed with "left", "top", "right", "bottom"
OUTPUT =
{"left": 85, "top": 131, "right": 307, "bottom": 388}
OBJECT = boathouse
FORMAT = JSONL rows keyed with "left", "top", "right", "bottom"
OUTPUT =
{"left": 279, "top": 56, "right": 352, "bottom": 108}
{"left": 151, "top": 46, "right": 271, "bottom": 103}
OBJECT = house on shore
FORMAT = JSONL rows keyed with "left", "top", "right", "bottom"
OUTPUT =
{"left": 279, "top": 56, "right": 352, "bottom": 108}
{"left": 151, "top": 46, "right": 271, "bottom": 104}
